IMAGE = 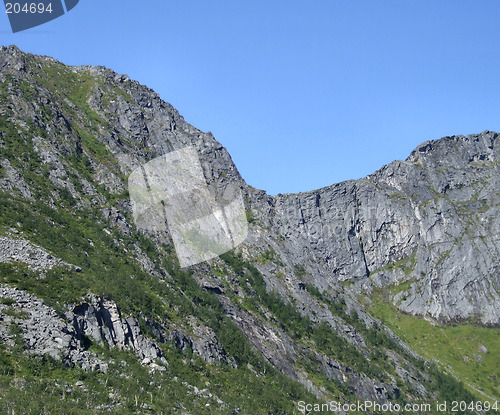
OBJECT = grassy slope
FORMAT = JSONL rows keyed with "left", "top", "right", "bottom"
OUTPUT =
{"left": 368, "top": 289, "right": 500, "bottom": 401}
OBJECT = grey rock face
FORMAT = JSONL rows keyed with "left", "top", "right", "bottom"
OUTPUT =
{"left": 0, "top": 159, "right": 34, "bottom": 200}
{"left": 0, "top": 285, "right": 105, "bottom": 371}
{"left": 253, "top": 131, "right": 500, "bottom": 325}
{"left": 168, "top": 318, "right": 234, "bottom": 366}
{"left": 0, "top": 284, "right": 171, "bottom": 371}
{"left": 0, "top": 235, "right": 80, "bottom": 271}
{"left": 0, "top": 283, "right": 234, "bottom": 373}
{"left": 68, "top": 295, "right": 164, "bottom": 362}
{"left": 219, "top": 295, "right": 407, "bottom": 403}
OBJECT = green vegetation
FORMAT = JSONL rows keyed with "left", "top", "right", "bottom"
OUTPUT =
{"left": 305, "top": 284, "right": 483, "bottom": 411}
{"left": 304, "top": 284, "right": 399, "bottom": 379}
{"left": 257, "top": 247, "right": 283, "bottom": 265}
{"left": 370, "top": 251, "right": 417, "bottom": 278}
{"left": 221, "top": 252, "right": 312, "bottom": 339}
{"left": 0, "top": 297, "right": 15, "bottom": 306}
{"left": 0, "top": 339, "right": 318, "bottom": 414}
{"left": 387, "top": 192, "right": 408, "bottom": 200}
{"left": 368, "top": 290, "right": 500, "bottom": 401}
{"left": 293, "top": 264, "right": 309, "bottom": 277}
{"left": 220, "top": 252, "right": 392, "bottom": 385}
{"left": 245, "top": 209, "right": 256, "bottom": 224}
{"left": 0, "top": 216, "right": 320, "bottom": 414}
{"left": 0, "top": 200, "right": 320, "bottom": 413}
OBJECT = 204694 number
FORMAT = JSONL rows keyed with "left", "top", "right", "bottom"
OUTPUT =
{"left": 451, "top": 401, "right": 498, "bottom": 412}
{"left": 5, "top": 3, "right": 52, "bottom": 14}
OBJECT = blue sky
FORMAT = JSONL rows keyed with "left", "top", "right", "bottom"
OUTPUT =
{"left": 2, "top": 1, "right": 500, "bottom": 195}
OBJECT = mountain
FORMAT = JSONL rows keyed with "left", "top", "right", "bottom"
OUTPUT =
{"left": 0, "top": 45, "right": 498, "bottom": 414}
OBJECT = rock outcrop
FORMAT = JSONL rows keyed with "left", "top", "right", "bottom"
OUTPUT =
{"left": 0, "top": 285, "right": 105, "bottom": 371}
{"left": 68, "top": 295, "right": 164, "bottom": 363}
{"left": 0, "top": 235, "right": 80, "bottom": 272}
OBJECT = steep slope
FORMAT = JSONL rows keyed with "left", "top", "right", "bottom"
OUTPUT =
{"left": 0, "top": 45, "right": 497, "bottom": 413}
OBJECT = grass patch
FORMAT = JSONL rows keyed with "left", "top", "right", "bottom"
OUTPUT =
{"left": 0, "top": 339, "right": 319, "bottom": 414}
{"left": 293, "top": 264, "right": 309, "bottom": 278}
{"left": 368, "top": 292, "right": 500, "bottom": 400}
{"left": 370, "top": 251, "right": 417, "bottom": 277}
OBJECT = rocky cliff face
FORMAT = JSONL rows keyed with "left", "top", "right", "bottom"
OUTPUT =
{"left": 0, "top": 45, "right": 497, "bottom": 412}
{"left": 254, "top": 131, "right": 500, "bottom": 325}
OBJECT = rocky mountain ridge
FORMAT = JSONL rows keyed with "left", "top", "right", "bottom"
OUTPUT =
{"left": 257, "top": 130, "right": 500, "bottom": 325}
{"left": 0, "top": 45, "right": 498, "bottom": 413}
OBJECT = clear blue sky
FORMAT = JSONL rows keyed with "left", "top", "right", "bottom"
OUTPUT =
{"left": 2, "top": 1, "right": 500, "bottom": 195}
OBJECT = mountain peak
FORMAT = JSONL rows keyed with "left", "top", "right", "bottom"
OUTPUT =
{"left": 406, "top": 130, "right": 499, "bottom": 166}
